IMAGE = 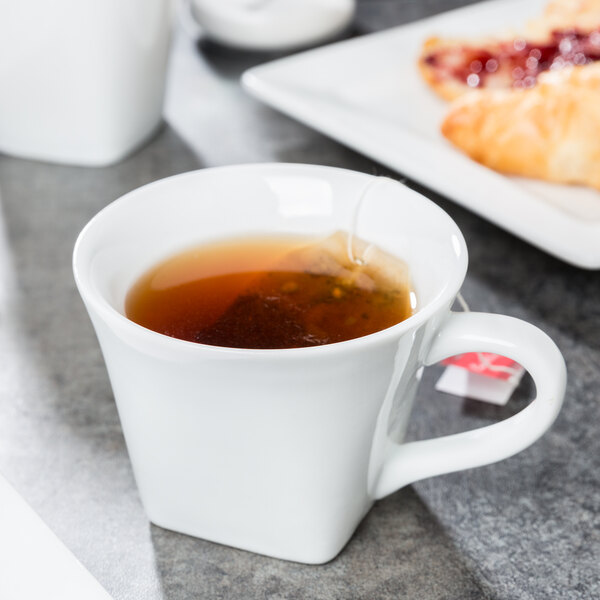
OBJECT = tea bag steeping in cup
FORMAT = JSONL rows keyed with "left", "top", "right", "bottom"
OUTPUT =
{"left": 195, "top": 231, "right": 413, "bottom": 349}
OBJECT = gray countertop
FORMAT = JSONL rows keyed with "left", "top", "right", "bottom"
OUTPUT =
{"left": 1, "top": 1, "right": 598, "bottom": 598}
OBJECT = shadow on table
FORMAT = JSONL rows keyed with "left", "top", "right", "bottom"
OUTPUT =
{"left": 149, "top": 486, "right": 496, "bottom": 600}
{"left": 0, "top": 121, "right": 204, "bottom": 458}
{"left": 193, "top": 24, "right": 362, "bottom": 82}
{"left": 0, "top": 122, "right": 209, "bottom": 594}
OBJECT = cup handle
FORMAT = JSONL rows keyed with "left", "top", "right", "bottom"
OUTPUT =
{"left": 373, "top": 312, "right": 566, "bottom": 499}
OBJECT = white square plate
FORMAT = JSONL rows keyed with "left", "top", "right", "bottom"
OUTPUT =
{"left": 242, "top": 0, "right": 600, "bottom": 269}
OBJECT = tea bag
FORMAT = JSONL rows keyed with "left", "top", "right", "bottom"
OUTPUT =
{"left": 196, "top": 231, "right": 413, "bottom": 349}
{"left": 275, "top": 230, "right": 411, "bottom": 294}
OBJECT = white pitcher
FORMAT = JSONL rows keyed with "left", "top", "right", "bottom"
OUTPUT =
{"left": 0, "top": 0, "right": 172, "bottom": 166}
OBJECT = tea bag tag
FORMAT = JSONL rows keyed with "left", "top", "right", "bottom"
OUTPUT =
{"left": 435, "top": 352, "right": 525, "bottom": 405}
{"left": 435, "top": 293, "right": 525, "bottom": 405}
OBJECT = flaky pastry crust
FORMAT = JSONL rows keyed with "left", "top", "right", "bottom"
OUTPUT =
{"left": 440, "top": 63, "right": 600, "bottom": 190}
{"left": 530, "top": 0, "right": 600, "bottom": 38}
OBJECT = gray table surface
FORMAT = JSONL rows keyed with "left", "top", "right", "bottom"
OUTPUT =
{"left": 1, "top": 1, "right": 599, "bottom": 598}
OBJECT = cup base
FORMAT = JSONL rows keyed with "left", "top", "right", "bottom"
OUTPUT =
{"left": 0, "top": 119, "right": 164, "bottom": 168}
{"left": 147, "top": 503, "right": 373, "bottom": 565}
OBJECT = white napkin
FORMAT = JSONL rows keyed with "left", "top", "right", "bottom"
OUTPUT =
{"left": 0, "top": 473, "right": 113, "bottom": 600}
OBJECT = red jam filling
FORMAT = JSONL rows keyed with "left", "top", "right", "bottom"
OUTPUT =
{"left": 425, "top": 29, "right": 600, "bottom": 89}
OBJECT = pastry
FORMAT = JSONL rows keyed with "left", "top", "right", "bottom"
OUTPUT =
{"left": 419, "top": 0, "right": 600, "bottom": 100}
{"left": 440, "top": 63, "right": 600, "bottom": 190}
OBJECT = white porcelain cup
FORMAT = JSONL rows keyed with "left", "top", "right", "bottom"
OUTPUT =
{"left": 73, "top": 164, "right": 566, "bottom": 563}
{"left": 0, "top": 0, "right": 172, "bottom": 166}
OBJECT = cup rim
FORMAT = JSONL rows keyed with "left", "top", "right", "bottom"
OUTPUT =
{"left": 73, "top": 163, "right": 469, "bottom": 358}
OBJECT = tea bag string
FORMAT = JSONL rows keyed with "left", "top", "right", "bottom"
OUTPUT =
{"left": 347, "top": 176, "right": 395, "bottom": 266}
{"left": 456, "top": 293, "right": 521, "bottom": 376}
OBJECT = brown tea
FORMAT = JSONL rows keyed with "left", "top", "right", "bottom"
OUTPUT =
{"left": 125, "top": 232, "right": 414, "bottom": 349}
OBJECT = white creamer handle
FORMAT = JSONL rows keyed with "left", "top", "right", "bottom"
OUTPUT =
{"left": 374, "top": 312, "right": 566, "bottom": 499}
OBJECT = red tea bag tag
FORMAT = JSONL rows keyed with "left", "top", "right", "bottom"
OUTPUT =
{"left": 435, "top": 352, "right": 525, "bottom": 405}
